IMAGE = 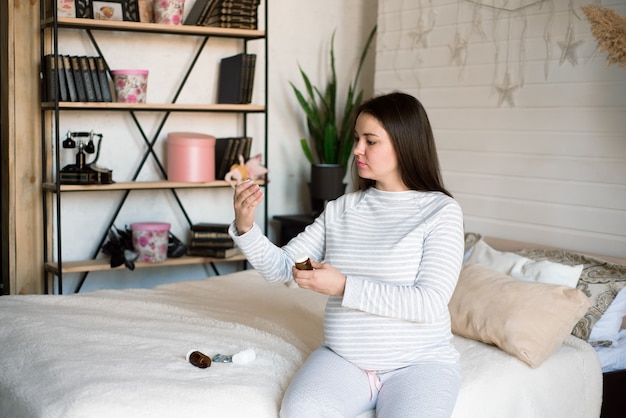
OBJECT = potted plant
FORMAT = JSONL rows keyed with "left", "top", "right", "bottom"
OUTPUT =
{"left": 290, "top": 26, "right": 377, "bottom": 212}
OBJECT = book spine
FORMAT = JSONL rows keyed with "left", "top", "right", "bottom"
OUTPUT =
{"left": 79, "top": 56, "right": 97, "bottom": 102}
{"left": 186, "top": 248, "right": 239, "bottom": 258}
{"left": 189, "top": 240, "right": 235, "bottom": 249}
{"left": 56, "top": 55, "right": 68, "bottom": 102}
{"left": 182, "top": 0, "right": 211, "bottom": 25}
{"left": 191, "top": 231, "right": 231, "bottom": 240}
{"left": 191, "top": 223, "right": 231, "bottom": 233}
{"left": 70, "top": 56, "right": 87, "bottom": 102}
{"left": 62, "top": 55, "right": 78, "bottom": 102}
{"left": 243, "top": 53, "right": 256, "bottom": 104}
{"left": 43, "top": 54, "right": 57, "bottom": 102}
{"left": 87, "top": 57, "right": 103, "bottom": 102}
{"left": 96, "top": 56, "right": 113, "bottom": 102}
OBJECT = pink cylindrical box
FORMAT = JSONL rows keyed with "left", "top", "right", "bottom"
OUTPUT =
{"left": 131, "top": 222, "right": 170, "bottom": 263}
{"left": 167, "top": 132, "right": 216, "bottom": 182}
{"left": 111, "top": 70, "right": 149, "bottom": 103}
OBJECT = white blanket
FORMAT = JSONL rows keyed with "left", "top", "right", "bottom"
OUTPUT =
{"left": 0, "top": 270, "right": 602, "bottom": 418}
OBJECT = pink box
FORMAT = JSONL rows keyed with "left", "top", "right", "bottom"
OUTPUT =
{"left": 111, "top": 69, "right": 148, "bottom": 103}
{"left": 131, "top": 222, "right": 170, "bottom": 263}
{"left": 167, "top": 132, "right": 216, "bottom": 182}
{"left": 153, "top": 0, "right": 185, "bottom": 25}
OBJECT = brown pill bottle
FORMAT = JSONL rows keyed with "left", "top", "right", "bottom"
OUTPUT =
{"left": 295, "top": 254, "right": 314, "bottom": 270}
{"left": 187, "top": 350, "right": 211, "bottom": 368}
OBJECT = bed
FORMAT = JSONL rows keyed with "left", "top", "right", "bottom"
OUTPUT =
{"left": 1, "top": 234, "right": 624, "bottom": 418}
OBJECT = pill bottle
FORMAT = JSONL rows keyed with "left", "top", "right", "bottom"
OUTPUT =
{"left": 187, "top": 350, "right": 211, "bottom": 368}
{"left": 294, "top": 254, "right": 313, "bottom": 270}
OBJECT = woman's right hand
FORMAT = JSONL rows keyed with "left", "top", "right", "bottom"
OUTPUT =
{"left": 233, "top": 180, "right": 264, "bottom": 235}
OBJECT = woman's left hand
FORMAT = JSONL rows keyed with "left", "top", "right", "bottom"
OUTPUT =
{"left": 292, "top": 260, "right": 346, "bottom": 296}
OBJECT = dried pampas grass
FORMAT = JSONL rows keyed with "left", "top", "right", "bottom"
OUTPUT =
{"left": 581, "top": 4, "right": 626, "bottom": 67}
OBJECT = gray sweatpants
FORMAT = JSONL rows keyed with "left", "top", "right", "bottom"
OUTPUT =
{"left": 280, "top": 347, "right": 461, "bottom": 418}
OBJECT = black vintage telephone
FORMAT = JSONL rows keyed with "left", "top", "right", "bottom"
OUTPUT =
{"left": 60, "top": 130, "right": 113, "bottom": 184}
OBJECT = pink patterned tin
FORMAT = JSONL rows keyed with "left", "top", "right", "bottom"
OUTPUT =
{"left": 111, "top": 69, "right": 149, "bottom": 103}
{"left": 131, "top": 222, "right": 170, "bottom": 263}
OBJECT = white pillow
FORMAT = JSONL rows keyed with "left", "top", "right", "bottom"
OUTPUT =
{"left": 589, "top": 287, "right": 626, "bottom": 346}
{"left": 464, "top": 239, "right": 584, "bottom": 288}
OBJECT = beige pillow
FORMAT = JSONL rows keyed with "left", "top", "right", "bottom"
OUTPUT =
{"left": 449, "top": 264, "right": 592, "bottom": 368}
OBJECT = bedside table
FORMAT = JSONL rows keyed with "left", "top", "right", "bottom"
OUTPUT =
{"left": 273, "top": 214, "right": 315, "bottom": 246}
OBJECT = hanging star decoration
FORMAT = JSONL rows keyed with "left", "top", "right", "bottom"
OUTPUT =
{"left": 495, "top": 71, "right": 520, "bottom": 107}
{"left": 581, "top": 4, "right": 626, "bottom": 67}
{"left": 409, "top": 10, "right": 437, "bottom": 50}
{"left": 449, "top": 31, "right": 469, "bottom": 66}
{"left": 558, "top": 24, "right": 584, "bottom": 66}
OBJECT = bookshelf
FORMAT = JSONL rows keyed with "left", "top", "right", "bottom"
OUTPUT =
{"left": 39, "top": 6, "right": 268, "bottom": 294}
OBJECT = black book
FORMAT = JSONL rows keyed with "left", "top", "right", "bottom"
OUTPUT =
{"left": 217, "top": 53, "right": 251, "bottom": 104}
{"left": 205, "top": 21, "right": 257, "bottom": 29}
{"left": 206, "top": 14, "right": 257, "bottom": 25}
{"left": 56, "top": 55, "right": 68, "bottom": 102}
{"left": 214, "top": 137, "right": 237, "bottom": 179}
{"left": 43, "top": 54, "right": 57, "bottom": 102}
{"left": 189, "top": 239, "right": 235, "bottom": 249}
{"left": 79, "top": 56, "right": 97, "bottom": 102}
{"left": 186, "top": 247, "right": 240, "bottom": 258}
{"left": 243, "top": 53, "right": 256, "bottom": 104}
{"left": 183, "top": 0, "right": 213, "bottom": 25}
{"left": 62, "top": 55, "right": 78, "bottom": 102}
{"left": 191, "top": 230, "right": 231, "bottom": 240}
{"left": 95, "top": 56, "right": 113, "bottom": 102}
{"left": 87, "top": 56, "right": 103, "bottom": 102}
{"left": 191, "top": 222, "right": 230, "bottom": 233}
{"left": 70, "top": 56, "right": 87, "bottom": 102}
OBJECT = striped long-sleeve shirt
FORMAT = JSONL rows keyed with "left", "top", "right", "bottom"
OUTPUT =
{"left": 230, "top": 187, "right": 465, "bottom": 371}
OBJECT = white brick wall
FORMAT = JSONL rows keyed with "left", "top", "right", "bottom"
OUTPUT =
{"left": 375, "top": 0, "right": 626, "bottom": 258}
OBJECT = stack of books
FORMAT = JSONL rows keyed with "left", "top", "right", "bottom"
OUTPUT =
{"left": 215, "top": 136, "right": 252, "bottom": 180}
{"left": 184, "top": 0, "right": 261, "bottom": 29}
{"left": 43, "top": 54, "right": 113, "bottom": 103}
{"left": 186, "top": 223, "right": 240, "bottom": 258}
{"left": 217, "top": 52, "right": 257, "bottom": 104}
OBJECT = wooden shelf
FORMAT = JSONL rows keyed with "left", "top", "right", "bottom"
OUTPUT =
{"left": 41, "top": 102, "right": 265, "bottom": 112}
{"left": 43, "top": 180, "right": 264, "bottom": 192}
{"left": 45, "top": 254, "right": 246, "bottom": 274}
{"left": 42, "top": 17, "right": 265, "bottom": 39}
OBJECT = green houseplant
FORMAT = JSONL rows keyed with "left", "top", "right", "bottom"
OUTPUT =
{"left": 290, "top": 26, "right": 377, "bottom": 177}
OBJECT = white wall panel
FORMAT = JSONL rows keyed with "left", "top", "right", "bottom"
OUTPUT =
{"left": 376, "top": 0, "right": 626, "bottom": 258}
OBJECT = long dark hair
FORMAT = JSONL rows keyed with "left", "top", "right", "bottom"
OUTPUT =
{"left": 352, "top": 92, "right": 452, "bottom": 197}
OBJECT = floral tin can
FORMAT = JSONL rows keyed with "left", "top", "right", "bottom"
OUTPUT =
{"left": 111, "top": 69, "right": 149, "bottom": 103}
{"left": 153, "top": 0, "right": 185, "bottom": 25}
{"left": 131, "top": 222, "right": 170, "bottom": 263}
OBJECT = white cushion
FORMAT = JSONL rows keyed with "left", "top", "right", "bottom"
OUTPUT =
{"left": 589, "top": 287, "right": 626, "bottom": 345}
{"left": 464, "top": 239, "right": 584, "bottom": 288}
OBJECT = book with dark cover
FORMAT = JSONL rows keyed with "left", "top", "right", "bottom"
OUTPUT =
{"left": 215, "top": 137, "right": 236, "bottom": 179}
{"left": 186, "top": 247, "right": 240, "bottom": 258}
{"left": 79, "top": 56, "right": 97, "bottom": 102}
{"left": 191, "top": 230, "right": 231, "bottom": 240}
{"left": 56, "top": 55, "right": 68, "bottom": 102}
{"left": 43, "top": 54, "right": 57, "bottom": 102}
{"left": 183, "top": 0, "right": 212, "bottom": 25}
{"left": 218, "top": 53, "right": 255, "bottom": 104}
{"left": 87, "top": 56, "right": 103, "bottom": 102}
{"left": 70, "top": 56, "right": 87, "bottom": 102}
{"left": 243, "top": 53, "right": 256, "bottom": 104}
{"left": 62, "top": 55, "right": 78, "bottom": 102}
{"left": 202, "top": 0, "right": 260, "bottom": 24}
{"left": 205, "top": 14, "right": 257, "bottom": 25}
{"left": 95, "top": 56, "right": 113, "bottom": 102}
{"left": 189, "top": 238, "right": 235, "bottom": 249}
{"left": 205, "top": 21, "right": 257, "bottom": 29}
{"left": 191, "top": 222, "right": 230, "bottom": 233}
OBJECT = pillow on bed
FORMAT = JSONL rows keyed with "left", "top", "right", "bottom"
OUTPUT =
{"left": 588, "top": 287, "right": 626, "bottom": 346}
{"left": 449, "top": 264, "right": 591, "bottom": 368}
{"left": 464, "top": 238, "right": 584, "bottom": 288}
{"left": 515, "top": 247, "right": 626, "bottom": 345}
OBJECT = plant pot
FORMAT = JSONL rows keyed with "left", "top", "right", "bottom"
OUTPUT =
{"left": 309, "top": 164, "right": 346, "bottom": 215}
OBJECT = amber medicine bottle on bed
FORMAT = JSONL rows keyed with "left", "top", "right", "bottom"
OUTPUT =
{"left": 295, "top": 254, "right": 313, "bottom": 270}
{"left": 187, "top": 350, "right": 211, "bottom": 368}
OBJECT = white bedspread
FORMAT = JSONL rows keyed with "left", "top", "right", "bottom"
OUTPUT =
{"left": 0, "top": 270, "right": 602, "bottom": 418}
